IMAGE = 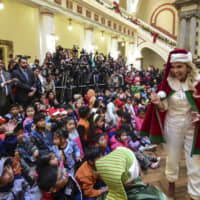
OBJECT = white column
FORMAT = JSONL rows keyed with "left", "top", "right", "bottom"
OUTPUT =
{"left": 84, "top": 28, "right": 94, "bottom": 53}
{"left": 39, "top": 11, "right": 55, "bottom": 62}
{"left": 127, "top": 0, "right": 132, "bottom": 13}
{"left": 189, "top": 17, "right": 197, "bottom": 54}
{"left": 177, "top": 18, "right": 187, "bottom": 49}
{"left": 126, "top": 42, "right": 135, "bottom": 68}
{"left": 134, "top": 49, "right": 142, "bottom": 70}
{"left": 110, "top": 37, "right": 118, "bottom": 60}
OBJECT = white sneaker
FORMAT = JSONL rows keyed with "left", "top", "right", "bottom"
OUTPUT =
{"left": 143, "top": 144, "right": 158, "bottom": 151}
{"left": 150, "top": 157, "right": 160, "bottom": 169}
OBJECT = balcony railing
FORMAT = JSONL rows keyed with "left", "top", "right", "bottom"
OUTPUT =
{"left": 94, "top": 0, "right": 177, "bottom": 48}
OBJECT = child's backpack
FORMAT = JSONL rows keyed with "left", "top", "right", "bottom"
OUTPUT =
{"left": 125, "top": 179, "right": 167, "bottom": 200}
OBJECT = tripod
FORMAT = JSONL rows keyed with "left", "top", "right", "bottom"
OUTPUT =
{"left": 60, "top": 69, "right": 72, "bottom": 103}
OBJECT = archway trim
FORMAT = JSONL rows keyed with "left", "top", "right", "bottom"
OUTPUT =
{"left": 138, "top": 42, "right": 169, "bottom": 62}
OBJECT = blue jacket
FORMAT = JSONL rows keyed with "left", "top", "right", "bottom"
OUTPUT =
{"left": 30, "top": 129, "right": 53, "bottom": 155}
{"left": 0, "top": 135, "right": 18, "bottom": 156}
{"left": 61, "top": 139, "right": 80, "bottom": 175}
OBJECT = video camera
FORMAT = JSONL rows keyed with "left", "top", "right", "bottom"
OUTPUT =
{"left": 16, "top": 55, "right": 31, "bottom": 60}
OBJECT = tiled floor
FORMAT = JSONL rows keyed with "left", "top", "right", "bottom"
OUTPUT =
{"left": 141, "top": 144, "right": 190, "bottom": 200}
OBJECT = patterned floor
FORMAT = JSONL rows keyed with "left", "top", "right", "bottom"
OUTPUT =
{"left": 141, "top": 144, "right": 190, "bottom": 200}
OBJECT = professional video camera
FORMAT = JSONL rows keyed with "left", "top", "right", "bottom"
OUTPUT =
{"left": 72, "top": 45, "right": 79, "bottom": 57}
{"left": 16, "top": 55, "right": 31, "bottom": 60}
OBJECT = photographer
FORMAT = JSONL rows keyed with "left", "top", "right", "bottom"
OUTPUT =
{"left": 53, "top": 45, "right": 64, "bottom": 67}
{"left": 44, "top": 74, "right": 56, "bottom": 95}
{"left": 33, "top": 67, "right": 43, "bottom": 98}
{"left": 8, "top": 54, "right": 18, "bottom": 73}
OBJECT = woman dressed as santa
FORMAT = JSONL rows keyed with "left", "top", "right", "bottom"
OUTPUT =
{"left": 140, "top": 49, "right": 200, "bottom": 200}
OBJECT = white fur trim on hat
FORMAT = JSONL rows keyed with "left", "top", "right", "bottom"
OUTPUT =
{"left": 52, "top": 111, "right": 60, "bottom": 116}
{"left": 170, "top": 52, "right": 192, "bottom": 63}
{"left": 61, "top": 111, "right": 67, "bottom": 115}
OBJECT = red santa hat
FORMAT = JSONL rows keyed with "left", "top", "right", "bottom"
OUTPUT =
{"left": 158, "top": 48, "right": 194, "bottom": 97}
{"left": 59, "top": 108, "right": 67, "bottom": 115}
{"left": 52, "top": 110, "right": 60, "bottom": 116}
{"left": 48, "top": 107, "right": 60, "bottom": 116}
{"left": 115, "top": 99, "right": 124, "bottom": 108}
{"left": 39, "top": 108, "right": 48, "bottom": 113}
{"left": 48, "top": 107, "right": 56, "bottom": 115}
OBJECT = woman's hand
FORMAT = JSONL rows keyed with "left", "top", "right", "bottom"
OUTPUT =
{"left": 191, "top": 111, "right": 200, "bottom": 123}
{"left": 150, "top": 92, "right": 161, "bottom": 105}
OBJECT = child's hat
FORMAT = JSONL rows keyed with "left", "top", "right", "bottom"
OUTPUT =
{"left": 115, "top": 99, "right": 124, "bottom": 108}
{"left": 0, "top": 116, "right": 6, "bottom": 125}
{"left": 48, "top": 108, "right": 60, "bottom": 116}
{"left": 52, "top": 110, "right": 60, "bottom": 116}
{"left": 48, "top": 107, "right": 56, "bottom": 115}
{"left": 59, "top": 108, "right": 67, "bottom": 115}
{"left": 39, "top": 108, "right": 48, "bottom": 113}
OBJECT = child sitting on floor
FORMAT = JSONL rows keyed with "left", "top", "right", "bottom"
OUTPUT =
{"left": 75, "top": 147, "right": 108, "bottom": 200}
{"left": 93, "top": 133, "right": 110, "bottom": 156}
{"left": 15, "top": 123, "right": 38, "bottom": 186}
{"left": 37, "top": 151, "right": 82, "bottom": 199}
{"left": 64, "top": 117, "right": 84, "bottom": 158}
{"left": 110, "top": 128, "right": 160, "bottom": 170}
{"left": 23, "top": 105, "right": 35, "bottom": 135}
{"left": 0, "top": 158, "right": 31, "bottom": 200}
{"left": 4, "top": 104, "right": 23, "bottom": 124}
{"left": 58, "top": 129, "right": 81, "bottom": 176}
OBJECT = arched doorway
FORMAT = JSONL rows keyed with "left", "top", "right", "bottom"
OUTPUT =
{"left": 141, "top": 47, "right": 166, "bottom": 71}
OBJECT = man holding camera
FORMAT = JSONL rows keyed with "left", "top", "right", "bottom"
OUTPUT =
{"left": 12, "top": 57, "right": 36, "bottom": 107}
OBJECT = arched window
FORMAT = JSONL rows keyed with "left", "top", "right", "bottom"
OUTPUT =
{"left": 150, "top": 3, "right": 177, "bottom": 39}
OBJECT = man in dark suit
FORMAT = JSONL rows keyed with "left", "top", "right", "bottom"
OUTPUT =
{"left": 0, "top": 58, "right": 17, "bottom": 115}
{"left": 12, "top": 57, "right": 37, "bottom": 107}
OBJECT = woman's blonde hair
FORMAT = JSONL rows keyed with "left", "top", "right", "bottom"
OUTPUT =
{"left": 186, "top": 62, "right": 199, "bottom": 97}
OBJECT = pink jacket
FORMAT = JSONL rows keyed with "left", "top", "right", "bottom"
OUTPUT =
{"left": 110, "top": 135, "right": 129, "bottom": 151}
{"left": 68, "top": 129, "right": 84, "bottom": 158}
{"left": 134, "top": 117, "right": 144, "bottom": 132}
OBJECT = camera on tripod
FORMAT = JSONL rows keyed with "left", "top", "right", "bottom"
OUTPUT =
{"left": 60, "top": 60, "right": 72, "bottom": 71}
{"left": 16, "top": 55, "right": 31, "bottom": 60}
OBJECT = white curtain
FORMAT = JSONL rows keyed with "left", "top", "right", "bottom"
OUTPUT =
{"left": 127, "top": 0, "right": 139, "bottom": 13}
{"left": 110, "top": 38, "right": 118, "bottom": 60}
{"left": 39, "top": 12, "right": 55, "bottom": 61}
{"left": 84, "top": 29, "right": 94, "bottom": 53}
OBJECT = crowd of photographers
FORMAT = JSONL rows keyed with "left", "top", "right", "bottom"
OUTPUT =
{"left": 1, "top": 45, "right": 163, "bottom": 113}
{"left": 0, "top": 45, "right": 165, "bottom": 200}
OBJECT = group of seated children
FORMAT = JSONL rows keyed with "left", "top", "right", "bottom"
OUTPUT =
{"left": 0, "top": 94, "right": 161, "bottom": 200}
